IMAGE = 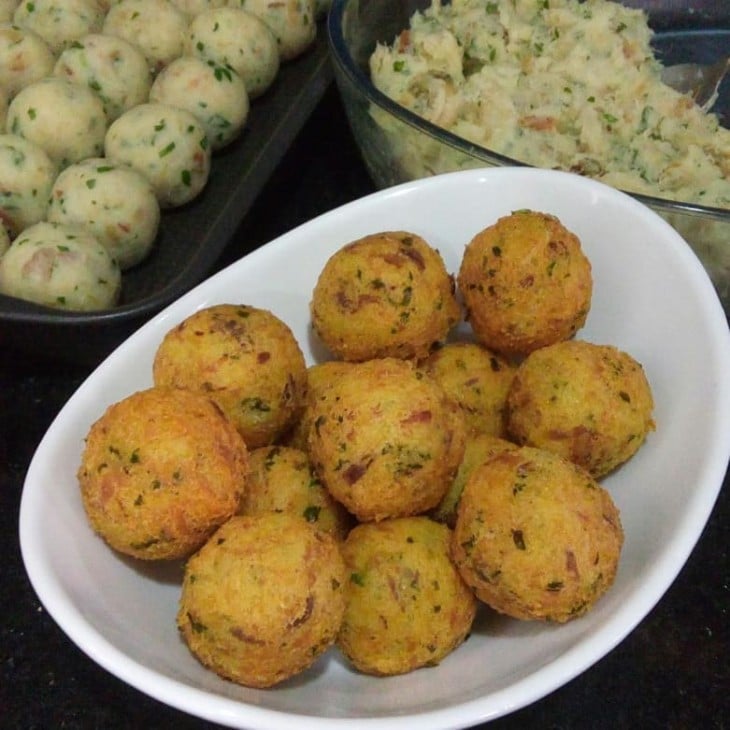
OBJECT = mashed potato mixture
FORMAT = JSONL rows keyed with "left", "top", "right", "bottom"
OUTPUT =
{"left": 370, "top": 0, "right": 730, "bottom": 210}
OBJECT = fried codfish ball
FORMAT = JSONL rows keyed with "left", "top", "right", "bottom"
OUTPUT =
{"left": 506, "top": 340, "right": 655, "bottom": 478}
{"left": 431, "top": 433, "right": 518, "bottom": 528}
{"left": 153, "top": 304, "right": 307, "bottom": 449}
{"left": 451, "top": 446, "right": 623, "bottom": 623}
{"left": 458, "top": 210, "right": 592, "bottom": 357}
{"left": 419, "top": 341, "right": 517, "bottom": 437}
{"left": 177, "top": 513, "right": 347, "bottom": 688}
{"left": 78, "top": 387, "right": 248, "bottom": 561}
{"left": 310, "top": 231, "right": 461, "bottom": 362}
{"left": 308, "top": 358, "right": 466, "bottom": 522}
{"left": 238, "top": 446, "right": 352, "bottom": 540}
{"left": 338, "top": 516, "right": 476, "bottom": 676}
{"left": 282, "top": 360, "right": 354, "bottom": 451}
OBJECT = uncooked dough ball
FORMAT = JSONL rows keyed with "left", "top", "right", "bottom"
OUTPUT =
{"left": 0, "top": 1, "right": 18, "bottom": 23}
{"left": 229, "top": 0, "right": 316, "bottom": 62}
{"left": 47, "top": 158, "right": 160, "bottom": 270}
{"left": 0, "top": 23, "right": 55, "bottom": 96}
{"left": 187, "top": 7, "right": 279, "bottom": 98}
{"left": 13, "top": 0, "right": 104, "bottom": 54}
{"left": 105, "top": 102, "right": 211, "bottom": 208}
{"left": 0, "top": 84, "right": 8, "bottom": 134}
{"left": 150, "top": 55, "right": 249, "bottom": 151}
{"left": 170, "top": 0, "right": 226, "bottom": 14}
{"left": 103, "top": 0, "right": 188, "bottom": 73}
{"left": 54, "top": 33, "right": 152, "bottom": 122}
{"left": 7, "top": 77, "right": 107, "bottom": 169}
{"left": 229, "top": 0, "right": 317, "bottom": 61}
{"left": 0, "top": 223, "right": 10, "bottom": 256}
{"left": 0, "top": 133, "right": 57, "bottom": 237}
{"left": 0, "top": 221, "right": 121, "bottom": 310}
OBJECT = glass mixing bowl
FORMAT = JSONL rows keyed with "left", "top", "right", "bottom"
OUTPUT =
{"left": 328, "top": 0, "right": 730, "bottom": 311}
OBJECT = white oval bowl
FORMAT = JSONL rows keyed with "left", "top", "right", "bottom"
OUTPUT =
{"left": 19, "top": 168, "right": 730, "bottom": 729}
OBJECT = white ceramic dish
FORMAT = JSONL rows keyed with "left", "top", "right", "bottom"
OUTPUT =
{"left": 19, "top": 168, "right": 730, "bottom": 729}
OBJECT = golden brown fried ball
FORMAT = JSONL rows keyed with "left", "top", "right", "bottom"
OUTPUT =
{"left": 153, "top": 303, "right": 307, "bottom": 449}
{"left": 419, "top": 341, "right": 517, "bottom": 437}
{"left": 338, "top": 516, "right": 477, "bottom": 676}
{"left": 431, "top": 433, "right": 518, "bottom": 528}
{"left": 310, "top": 230, "right": 461, "bottom": 361}
{"left": 238, "top": 445, "right": 353, "bottom": 540}
{"left": 457, "top": 210, "right": 592, "bottom": 357}
{"left": 451, "top": 446, "right": 623, "bottom": 623}
{"left": 505, "top": 340, "right": 655, "bottom": 477}
{"left": 282, "top": 360, "right": 355, "bottom": 451}
{"left": 308, "top": 358, "right": 466, "bottom": 522}
{"left": 78, "top": 387, "right": 248, "bottom": 560}
{"left": 177, "top": 513, "right": 347, "bottom": 688}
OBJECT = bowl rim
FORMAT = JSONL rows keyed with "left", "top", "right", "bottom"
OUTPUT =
{"left": 326, "top": 0, "right": 730, "bottom": 222}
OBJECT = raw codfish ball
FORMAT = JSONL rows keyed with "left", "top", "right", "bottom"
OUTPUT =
{"left": 0, "top": 1, "right": 18, "bottom": 23}
{"left": 105, "top": 102, "right": 211, "bottom": 208}
{"left": 150, "top": 55, "right": 249, "bottom": 151}
{"left": 0, "top": 133, "right": 56, "bottom": 237}
{"left": 187, "top": 7, "right": 279, "bottom": 99}
{"left": 0, "top": 221, "right": 120, "bottom": 310}
{"left": 0, "top": 222, "right": 10, "bottom": 256}
{"left": 54, "top": 33, "right": 152, "bottom": 122}
{"left": 47, "top": 158, "right": 160, "bottom": 270}
{"left": 170, "top": 0, "right": 227, "bottom": 14}
{"left": 0, "top": 23, "right": 55, "bottom": 96}
{"left": 7, "top": 77, "right": 107, "bottom": 169}
{"left": 102, "top": 0, "right": 188, "bottom": 73}
{"left": 13, "top": 0, "right": 104, "bottom": 54}
{"left": 230, "top": 0, "right": 316, "bottom": 62}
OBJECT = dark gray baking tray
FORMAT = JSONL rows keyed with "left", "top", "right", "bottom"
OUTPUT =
{"left": 0, "top": 26, "right": 333, "bottom": 366}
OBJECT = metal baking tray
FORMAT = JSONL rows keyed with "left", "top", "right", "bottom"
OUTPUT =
{"left": 0, "top": 26, "right": 333, "bottom": 367}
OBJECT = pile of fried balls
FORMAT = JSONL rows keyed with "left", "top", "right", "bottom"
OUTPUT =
{"left": 77, "top": 210, "right": 655, "bottom": 688}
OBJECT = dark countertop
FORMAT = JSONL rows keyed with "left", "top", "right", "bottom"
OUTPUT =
{"left": 1, "top": 85, "right": 728, "bottom": 730}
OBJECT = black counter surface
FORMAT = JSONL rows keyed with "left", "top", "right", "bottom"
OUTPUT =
{"left": 1, "top": 85, "right": 728, "bottom": 730}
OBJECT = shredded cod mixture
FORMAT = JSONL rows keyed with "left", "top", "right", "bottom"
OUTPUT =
{"left": 370, "top": 0, "right": 730, "bottom": 210}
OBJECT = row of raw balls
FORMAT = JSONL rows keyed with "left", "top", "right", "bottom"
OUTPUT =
{"left": 0, "top": 0, "right": 324, "bottom": 309}
{"left": 0, "top": 0, "right": 322, "bottom": 162}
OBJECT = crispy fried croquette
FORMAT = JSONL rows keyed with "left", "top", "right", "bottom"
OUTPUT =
{"left": 506, "top": 340, "right": 655, "bottom": 477}
{"left": 457, "top": 210, "right": 592, "bottom": 357}
{"left": 152, "top": 303, "right": 307, "bottom": 449}
{"left": 310, "top": 230, "right": 461, "bottom": 361}
{"left": 419, "top": 341, "right": 517, "bottom": 437}
{"left": 431, "top": 433, "right": 518, "bottom": 528}
{"left": 282, "top": 360, "right": 355, "bottom": 451}
{"left": 177, "top": 513, "right": 347, "bottom": 688}
{"left": 338, "top": 516, "right": 477, "bottom": 676}
{"left": 77, "top": 387, "right": 248, "bottom": 560}
{"left": 308, "top": 358, "right": 466, "bottom": 522}
{"left": 451, "top": 446, "right": 623, "bottom": 622}
{"left": 238, "top": 445, "right": 353, "bottom": 540}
